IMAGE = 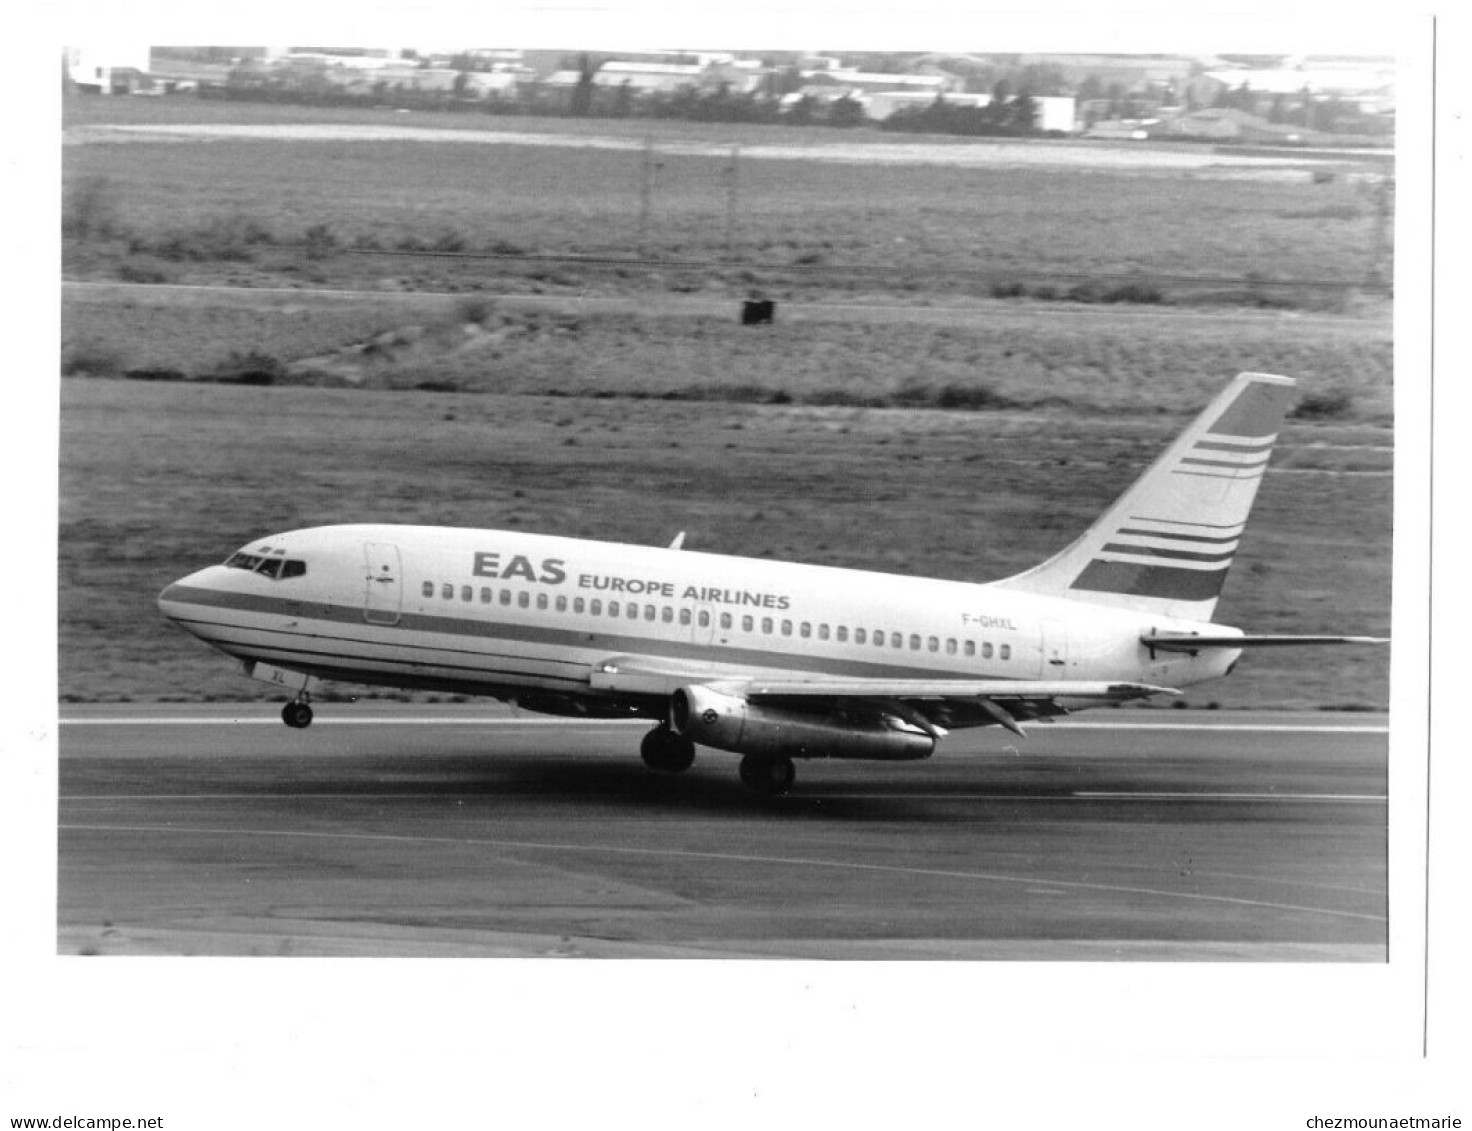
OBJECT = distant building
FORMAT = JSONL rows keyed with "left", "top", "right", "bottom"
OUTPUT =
{"left": 65, "top": 45, "right": 153, "bottom": 94}
{"left": 1151, "top": 108, "right": 1319, "bottom": 145}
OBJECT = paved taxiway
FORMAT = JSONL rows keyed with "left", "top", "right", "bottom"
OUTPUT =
{"left": 57, "top": 705, "right": 1387, "bottom": 959}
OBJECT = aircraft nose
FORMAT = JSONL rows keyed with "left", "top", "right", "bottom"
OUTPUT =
{"left": 157, "top": 568, "right": 214, "bottom": 620}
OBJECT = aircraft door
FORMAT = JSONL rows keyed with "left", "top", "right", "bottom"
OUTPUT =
{"left": 1040, "top": 618, "right": 1069, "bottom": 677}
{"left": 363, "top": 542, "right": 403, "bottom": 626}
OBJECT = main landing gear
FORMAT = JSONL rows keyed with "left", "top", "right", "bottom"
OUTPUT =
{"left": 281, "top": 697, "right": 314, "bottom": 729}
{"left": 738, "top": 754, "right": 796, "bottom": 798}
{"left": 640, "top": 725, "right": 696, "bottom": 774}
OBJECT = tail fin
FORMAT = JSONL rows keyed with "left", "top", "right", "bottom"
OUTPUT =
{"left": 992, "top": 372, "right": 1296, "bottom": 622}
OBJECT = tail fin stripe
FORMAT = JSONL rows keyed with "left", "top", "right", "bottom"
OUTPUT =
{"left": 1181, "top": 454, "right": 1273, "bottom": 470}
{"left": 1173, "top": 468, "right": 1266, "bottom": 481}
{"left": 1194, "top": 438, "right": 1277, "bottom": 454}
{"left": 1099, "top": 544, "right": 1237, "bottom": 564}
{"left": 1072, "top": 561, "right": 1229, "bottom": 601}
{"left": 1117, "top": 527, "right": 1241, "bottom": 545}
{"left": 1130, "top": 516, "right": 1247, "bottom": 531}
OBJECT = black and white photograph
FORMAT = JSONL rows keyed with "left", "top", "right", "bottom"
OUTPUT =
{"left": 8, "top": 3, "right": 1463, "bottom": 1128}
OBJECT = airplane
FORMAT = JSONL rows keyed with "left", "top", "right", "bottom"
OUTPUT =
{"left": 157, "top": 371, "right": 1386, "bottom": 795}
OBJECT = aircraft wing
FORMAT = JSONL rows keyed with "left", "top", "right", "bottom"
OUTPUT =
{"left": 589, "top": 656, "right": 1176, "bottom": 736}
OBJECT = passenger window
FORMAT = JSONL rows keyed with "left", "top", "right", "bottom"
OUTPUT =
{"left": 609, "top": 601, "right": 620, "bottom": 617}
{"left": 1001, "top": 644, "right": 1011, "bottom": 661}
{"left": 481, "top": 587, "right": 492, "bottom": 603}
{"left": 462, "top": 585, "right": 473, "bottom": 602}
{"left": 742, "top": 615, "right": 754, "bottom": 632}
{"left": 628, "top": 604, "right": 640, "bottom": 620}
{"left": 964, "top": 641, "right": 976, "bottom": 657}
{"left": 442, "top": 583, "right": 454, "bottom": 600}
{"left": 536, "top": 593, "right": 548, "bottom": 610}
{"left": 574, "top": 598, "right": 585, "bottom": 614}
{"left": 893, "top": 634, "right": 904, "bottom": 649}
{"left": 720, "top": 613, "right": 732, "bottom": 630}
{"left": 643, "top": 605, "right": 654, "bottom": 621}
{"left": 837, "top": 626, "right": 848, "bottom": 642}
{"left": 679, "top": 608, "right": 692, "bottom": 626}
{"left": 782, "top": 620, "right": 793, "bottom": 637}
{"left": 818, "top": 624, "right": 830, "bottom": 641}
{"left": 855, "top": 629, "right": 866, "bottom": 644}
{"left": 762, "top": 617, "right": 773, "bottom": 634}
{"left": 799, "top": 622, "right": 810, "bottom": 639}
{"left": 909, "top": 634, "right": 921, "bottom": 650}
{"left": 422, "top": 582, "right": 434, "bottom": 598}
{"left": 982, "top": 642, "right": 993, "bottom": 659}
{"left": 662, "top": 607, "right": 673, "bottom": 623}
{"left": 928, "top": 637, "right": 939, "bottom": 653}
{"left": 500, "top": 590, "right": 511, "bottom": 606}
{"left": 946, "top": 639, "right": 957, "bottom": 655}
{"left": 556, "top": 596, "right": 568, "bottom": 612}
{"left": 518, "top": 592, "right": 529, "bottom": 609}
{"left": 590, "top": 599, "right": 602, "bottom": 615}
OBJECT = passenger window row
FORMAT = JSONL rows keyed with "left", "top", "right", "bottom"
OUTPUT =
{"left": 419, "top": 582, "right": 1010, "bottom": 661}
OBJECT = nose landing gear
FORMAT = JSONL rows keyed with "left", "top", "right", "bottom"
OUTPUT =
{"left": 281, "top": 697, "right": 314, "bottom": 729}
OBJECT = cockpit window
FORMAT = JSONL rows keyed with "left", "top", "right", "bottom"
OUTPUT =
{"left": 225, "top": 552, "right": 307, "bottom": 580}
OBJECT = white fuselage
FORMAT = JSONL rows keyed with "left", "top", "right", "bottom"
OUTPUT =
{"left": 158, "top": 524, "right": 1240, "bottom": 709}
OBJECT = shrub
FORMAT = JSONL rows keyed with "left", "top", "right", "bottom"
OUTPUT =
{"left": 210, "top": 350, "right": 285, "bottom": 385}
{"left": 62, "top": 341, "right": 128, "bottom": 377}
{"left": 1289, "top": 388, "right": 1356, "bottom": 421}
{"left": 455, "top": 296, "right": 495, "bottom": 325}
{"left": 115, "top": 259, "right": 173, "bottom": 284}
{"left": 303, "top": 223, "right": 338, "bottom": 259}
{"left": 123, "top": 367, "right": 188, "bottom": 382}
{"left": 1101, "top": 282, "right": 1164, "bottom": 304}
{"left": 63, "top": 175, "right": 122, "bottom": 242}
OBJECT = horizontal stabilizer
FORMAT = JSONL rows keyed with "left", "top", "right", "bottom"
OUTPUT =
{"left": 1142, "top": 633, "right": 1389, "bottom": 654}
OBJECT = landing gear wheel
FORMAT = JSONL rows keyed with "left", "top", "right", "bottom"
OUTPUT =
{"left": 282, "top": 700, "right": 314, "bottom": 729}
{"left": 640, "top": 726, "right": 696, "bottom": 773}
{"left": 738, "top": 754, "right": 796, "bottom": 797}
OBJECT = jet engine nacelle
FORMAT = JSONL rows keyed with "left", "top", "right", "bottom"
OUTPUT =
{"left": 668, "top": 684, "right": 935, "bottom": 761}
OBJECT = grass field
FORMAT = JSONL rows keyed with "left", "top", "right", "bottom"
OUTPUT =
{"left": 63, "top": 96, "right": 1392, "bottom": 300}
{"left": 60, "top": 378, "right": 1390, "bottom": 709}
{"left": 62, "top": 284, "right": 1393, "bottom": 420}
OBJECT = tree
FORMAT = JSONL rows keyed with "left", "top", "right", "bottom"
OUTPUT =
{"left": 828, "top": 92, "right": 867, "bottom": 127}
{"left": 1007, "top": 89, "right": 1037, "bottom": 133}
{"left": 570, "top": 52, "right": 599, "bottom": 116}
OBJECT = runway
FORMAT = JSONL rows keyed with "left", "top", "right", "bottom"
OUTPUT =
{"left": 57, "top": 705, "right": 1388, "bottom": 959}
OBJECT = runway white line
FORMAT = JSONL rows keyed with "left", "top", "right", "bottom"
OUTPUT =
{"left": 57, "top": 790, "right": 1387, "bottom": 803}
{"left": 59, "top": 821, "right": 1388, "bottom": 925}
{"left": 57, "top": 716, "right": 1389, "bottom": 734}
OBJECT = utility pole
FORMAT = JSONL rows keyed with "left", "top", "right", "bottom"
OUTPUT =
{"left": 637, "top": 136, "right": 661, "bottom": 260}
{"left": 1364, "top": 173, "right": 1394, "bottom": 293}
{"left": 724, "top": 144, "right": 740, "bottom": 263}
